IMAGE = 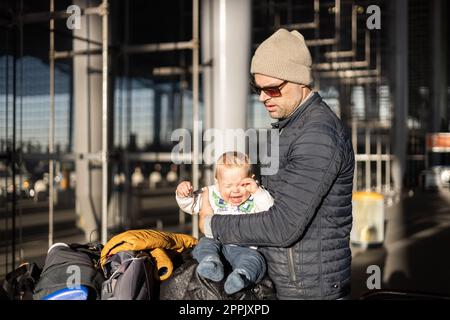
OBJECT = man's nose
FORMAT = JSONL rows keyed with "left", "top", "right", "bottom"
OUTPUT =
{"left": 259, "top": 90, "right": 270, "bottom": 102}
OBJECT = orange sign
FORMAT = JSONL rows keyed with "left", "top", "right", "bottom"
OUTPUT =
{"left": 426, "top": 133, "right": 450, "bottom": 152}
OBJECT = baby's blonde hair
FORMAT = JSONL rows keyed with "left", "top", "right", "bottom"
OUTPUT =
{"left": 215, "top": 151, "right": 252, "bottom": 179}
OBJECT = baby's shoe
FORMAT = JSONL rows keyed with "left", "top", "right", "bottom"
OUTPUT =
{"left": 224, "top": 269, "right": 251, "bottom": 295}
{"left": 197, "top": 255, "right": 224, "bottom": 282}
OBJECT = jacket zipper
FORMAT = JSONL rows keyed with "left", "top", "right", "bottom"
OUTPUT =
{"left": 287, "top": 247, "right": 297, "bottom": 283}
{"left": 299, "top": 241, "right": 303, "bottom": 288}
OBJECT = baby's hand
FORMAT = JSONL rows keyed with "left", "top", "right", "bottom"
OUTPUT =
{"left": 176, "top": 181, "right": 192, "bottom": 197}
{"left": 239, "top": 177, "right": 259, "bottom": 194}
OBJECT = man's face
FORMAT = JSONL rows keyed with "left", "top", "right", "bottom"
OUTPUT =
{"left": 254, "top": 73, "right": 308, "bottom": 120}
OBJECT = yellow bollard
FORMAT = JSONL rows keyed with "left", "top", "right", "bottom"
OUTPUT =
{"left": 351, "top": 192, "right": 385, "bottom": 248}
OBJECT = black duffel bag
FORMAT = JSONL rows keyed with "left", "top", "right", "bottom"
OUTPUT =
{"left": 159, "top": 250, "right": 276, "bottom": 300}
{"left": 33, "top": 243, "right": 105, "bottom": 300}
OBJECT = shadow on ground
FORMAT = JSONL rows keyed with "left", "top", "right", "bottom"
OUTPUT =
{"left": 351, "top": 189, "right": 450, "bottom": 299}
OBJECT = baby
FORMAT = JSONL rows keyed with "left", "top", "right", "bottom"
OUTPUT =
{"left": 176, "top": 151, "right": 274, "bottom": 295}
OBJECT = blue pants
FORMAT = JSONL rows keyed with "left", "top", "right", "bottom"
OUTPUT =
{"left": 192, "top": 237, "right": 266, "bottom": 284}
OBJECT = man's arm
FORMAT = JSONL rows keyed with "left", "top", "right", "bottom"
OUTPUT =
{"left": 204, "top": 126, "right": 344, "bottom": 247}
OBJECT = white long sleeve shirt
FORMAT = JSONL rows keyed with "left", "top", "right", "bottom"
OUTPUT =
{"left": 176, "top": 184, "right": 274, "bottom": 216}
{"left": 176, "top": 184, "right": 274, "bottom": 248}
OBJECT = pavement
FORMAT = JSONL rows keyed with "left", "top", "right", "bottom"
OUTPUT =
{"left": 350, "top": 188, "right": 450, "bottom": 299}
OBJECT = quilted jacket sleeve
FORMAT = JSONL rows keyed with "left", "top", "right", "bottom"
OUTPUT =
{"left": 210, "top": 123, "right": 345, "bottom": 248}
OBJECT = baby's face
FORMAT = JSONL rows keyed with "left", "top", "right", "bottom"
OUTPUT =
{"left": 216, "top": 167, "right": 250, "bottom": 206}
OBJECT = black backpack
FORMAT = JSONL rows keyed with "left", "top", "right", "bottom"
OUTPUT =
{"left": 33, "top": 243, "right": 105, "bottom": 300}
{"left": 101, "top": 250, "right": 158, "bottom": 300}
{"left": 0, "top": 262, "right": 42, "bottom": 300}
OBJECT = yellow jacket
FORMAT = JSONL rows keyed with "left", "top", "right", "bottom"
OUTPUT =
{"left": 101, "top": 229, "right": 198, "bottom": 281}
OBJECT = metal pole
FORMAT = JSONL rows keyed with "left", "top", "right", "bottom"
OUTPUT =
{"left": 386, "top": 144, "right": 391, "bottom": 192}
{"left": 123, "top": 0, "right": 130, "bottom": 230}
{"left": 201, "top": 0, "right": 214, "bottom": 186}
{"left": 431, "top": 0, "right": 446, "bottom": 133}
{"left": 351, "top": 4, "right": 357, "bottom": 54}
{"left": 101, "top": 0, "right": 109, "bottom": 244}
{"left": 376, "top": 133, "right": 382, "bottom": 193}
{"left": 19, "top": 6, "right": 103, "bottom": 24}
{"left": 19, "top": 0, "right": 24, "bottom": 263}
{"left": 311, "top": 0, "right": 320, "bottom": 89}
{"left": 335, "top": 0, "right": 341, "bottom": 45}
{"left": 12, "top": 19, "right": 18, "bottom": 270}
{"left": 352, "top": 119, "right": 357, "bottom": 191}
{"left": 393, "top": 0, "right": 408, "bottom": 195}
{"left": 179, "top": 0, "right": 187, "bottom": 227}
{"left": 4, "top": 32, "right": 9, "bottom": 274}
{"left": 48, "top": 0, "right": 55, "bottom": 248}
{"left": 365, "top": 125, "right": 371, "bottom": 191}
{"left": 192, "top": 0, "right": 199, "bottom": 239}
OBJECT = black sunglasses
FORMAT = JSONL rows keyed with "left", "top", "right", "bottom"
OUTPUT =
{"left": 250, "top": 80, "right": 288, "bottom": 98}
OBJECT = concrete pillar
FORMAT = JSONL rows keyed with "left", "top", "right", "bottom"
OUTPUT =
{"left": 392, "top": 0, "right": 408, "bottom": 194}
{"left": 73, "top": 0, "right": 103, "bottom": 241}
{"left": 201, "top": 0, "right": 252, "bottom": 170}
{"left": 201, "top": 0, "right": 214, "bottom": 185}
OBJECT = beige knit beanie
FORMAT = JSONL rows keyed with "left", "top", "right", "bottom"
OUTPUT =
{"left": 251, "top": 29, "right": 313, "bottom": 86}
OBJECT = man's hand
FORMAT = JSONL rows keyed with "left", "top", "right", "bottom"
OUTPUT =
{"left": 199, "top": 187, "right": 213, "bottom": 235}
{"left": 239, "top": 177, "right": 259, "bottom": 194}
{"left": 176, "top": 181, "right": 192, "bottom": 197}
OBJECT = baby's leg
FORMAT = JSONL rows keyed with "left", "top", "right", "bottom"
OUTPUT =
{"left": 222, "top": 245, "right": 266, "bottom": 295}
{"left": 192, "top": 237, "right": 224, "bottom": 282}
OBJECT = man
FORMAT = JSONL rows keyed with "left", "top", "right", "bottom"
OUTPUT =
{"left": 199, "top": 29, "right": 355, "bottom": 300}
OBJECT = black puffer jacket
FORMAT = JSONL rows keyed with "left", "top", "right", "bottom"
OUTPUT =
{"left": 211, "top": 92, "right": 354, "bottom": 299}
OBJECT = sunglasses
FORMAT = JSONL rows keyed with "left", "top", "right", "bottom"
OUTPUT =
{"left": 250, "top": 80, "right": 288, "bottom": 98}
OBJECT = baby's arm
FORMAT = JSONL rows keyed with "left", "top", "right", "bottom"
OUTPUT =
{"left": 252, "top": 187, "right": 274, "bottom": 212}
{"left": 175, "top": 181, "right": 202, "bottom": 214}
{"left": 240, "top": 177, "right": 274, "bottom": 212}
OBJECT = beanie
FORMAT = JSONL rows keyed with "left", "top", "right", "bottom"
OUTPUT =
{"left": 251, "top": 29, "right": 313, "bottom": 86}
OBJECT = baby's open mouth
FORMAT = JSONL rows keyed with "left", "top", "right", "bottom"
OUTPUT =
{"left": 229, "top": 195, "right": 243, "bottom": 204}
